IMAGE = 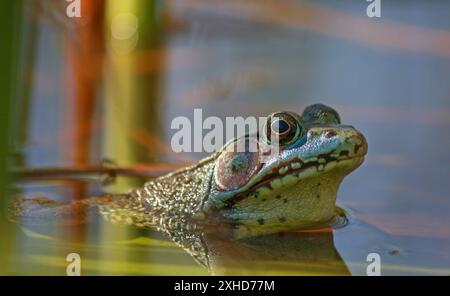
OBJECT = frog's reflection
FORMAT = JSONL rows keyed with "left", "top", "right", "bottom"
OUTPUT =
{"left": 159, "top": 221, "right": 350, "bottom": 275}
{"left": 205, "top": 230, "right": 349, "bottom": 275}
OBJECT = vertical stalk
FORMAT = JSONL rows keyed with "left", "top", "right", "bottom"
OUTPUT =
{"left": 0, "top": 0, "right": 24, "bottom": 274}
{"left": 103, "top": 0, "right": 166, "bottom": 192}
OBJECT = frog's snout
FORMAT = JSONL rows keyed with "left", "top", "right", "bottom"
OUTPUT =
{"left": 357, "top": 132, "right": 368, "bottom": 156}
{"left": 345, "top": 127, "right": 368, "bottom": 157}
{"left": 306, "top": 125, "right": 368, "bottom": 159}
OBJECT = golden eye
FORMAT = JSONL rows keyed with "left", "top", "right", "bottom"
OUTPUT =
{"left": 265, "top": 112, "right": 301, "bottom": 146}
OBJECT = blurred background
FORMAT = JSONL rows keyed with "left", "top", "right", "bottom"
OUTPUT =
{"left": 1, "top": 0, "right": 450, "bottom": 275}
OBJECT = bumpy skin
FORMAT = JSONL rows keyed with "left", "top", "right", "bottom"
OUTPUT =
{"left": 11, "top": 104, "right": 367, "bottom": 241}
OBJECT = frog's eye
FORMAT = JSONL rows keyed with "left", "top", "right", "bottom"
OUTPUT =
{"left": 265, "top": 112, "right": 302, "bottom": 146}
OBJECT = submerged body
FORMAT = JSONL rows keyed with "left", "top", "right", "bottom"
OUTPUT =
{"left": 10, "top": 104, "right": 367, "bottom": 239}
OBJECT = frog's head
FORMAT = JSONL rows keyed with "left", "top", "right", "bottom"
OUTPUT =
{"left": 202, "top": 104, "right": 367, "bottom": 238}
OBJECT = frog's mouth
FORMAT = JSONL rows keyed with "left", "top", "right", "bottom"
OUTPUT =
{"left": 245, "top": 153, "right": 365, "bottom": 194}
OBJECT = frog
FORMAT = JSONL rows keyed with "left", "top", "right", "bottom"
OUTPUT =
{"left": 9, "top": 104, "right": 367, "bottom": 241}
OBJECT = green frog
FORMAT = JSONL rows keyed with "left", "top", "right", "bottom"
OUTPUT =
{"left": 10, "top": 104, "right": 367, "bottom": 240}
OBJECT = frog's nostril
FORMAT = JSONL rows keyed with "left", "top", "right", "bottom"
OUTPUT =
{"left": 324, "top": 130, "right": 337, "bottom": 138}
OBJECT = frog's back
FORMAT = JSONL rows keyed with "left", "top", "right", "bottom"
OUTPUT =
{"left": 99, "top": 154, "right": 218, "bottom": 228}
